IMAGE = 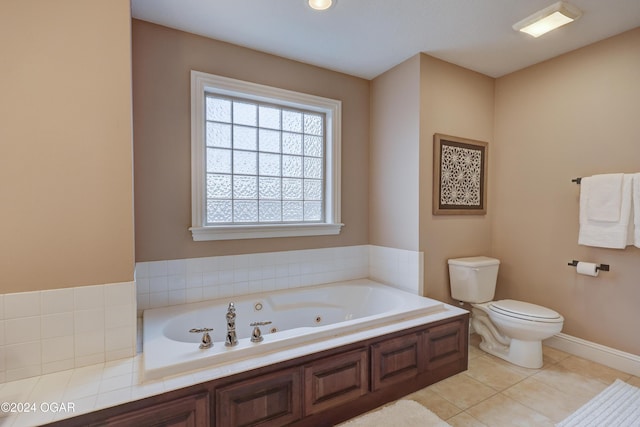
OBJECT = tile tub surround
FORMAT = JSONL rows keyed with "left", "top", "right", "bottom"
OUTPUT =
{"left": 0, "top": 282, "right": 136, "bottom": 384}
{"left": 0, "top": 310, "right": 463, "bottom": 427}
{"left": 135, "top": 245, "right": 424, "bottom": 315}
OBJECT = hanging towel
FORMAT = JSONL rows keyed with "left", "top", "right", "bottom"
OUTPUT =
{"left": 586, "top": 173, "right": 624, "bottom": 222}
{"left": 579, "top": 174, "right": 633, "bottom": 249}
{"left": 633, "top": 174, "right": 640, "bottom": 248}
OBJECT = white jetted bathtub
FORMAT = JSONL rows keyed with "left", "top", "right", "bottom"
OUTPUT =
{"left": 143, "top": 279, "right": 453, "bottom": 380}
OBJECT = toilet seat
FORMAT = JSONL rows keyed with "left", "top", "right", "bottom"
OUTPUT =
{"left": 489, "top": 299, "right": 563, "bottom": 323}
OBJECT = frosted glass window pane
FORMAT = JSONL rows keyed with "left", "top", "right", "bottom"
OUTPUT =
{"left": 207, "top": 174, "right": 232, "bottom": 198}
{"left": 234, "top": 151, "right": 257, "bottom": 175}
{"left": 283, "top": 201, "right": 303, "bottom": 222}
{"left": 259, "top": 177, "right": 281, "bottom": 199}
{"left": 233, "top": 126, "right": 257, "bottom": 151}
{"left": 282, "top": 155, "right": 302, "bottom": 178}
{"left": 259, "top": 153, "right": 281, "bottom": 177}
{"left": 304, "top": 114, "right": 323, "bottom": 136}
{"left": 234, "top": 200, "right": 258, "bottom": 222}
{"left": 206, "top": 97, "right": 231, "bottom": 122}
{"left": 304, "top": 157, "right": 323, "bottom": 179}
{"left": 304, "top": 201, "right": 322, "bottom": 221}
{"left": 207, "top": 200, "right": 232, "bottom": 223}
{"left": 233, "top": 102, "right": 257, "bottom": 126}
{"left": 282, "top": 133, "right": 302, "bottom": 155}
{"left": 259, "top": 201, "right": 282, "bottom": 222}
{"left": 283, "top": 178, "right": 303, "bottom": 200}
{"left": 304, "top": 179, "right": 322, "bottom": 201}
{"left": 259, "top": 129, "right": 280, "bottom": 153}
{"left": 282, "top": 110, "right": 302, "bottom": 132}
{"left": 259, "top": 106, "right": 281, "bottom": 130}
{"left": 207, "top": 148, "right": 232, "bottom": 174}
{"left": 206, "top": 122, "right": 231, "bottom": 148}
{"left": 233, "top": 176, "right": 258, "bottom": 199}
{"left": 303, "top": 135, "right": 323, "bottom": 157}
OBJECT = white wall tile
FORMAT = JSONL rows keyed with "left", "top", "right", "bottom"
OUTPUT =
{"left": 41, "top": 288, "right": 74, "bottom": 315}
{"left": 41, "top": 313, "right": 74, "bottom": 338}
{"left": 42, "top": 336, "right": 74, "bottom": 364}
{"left": 5, "top": 316, "right": 41, "bottom": 345}
{"left": 74, "top": 309, "right": 105, "bottom": 334}
{"left": 105, "top": 305, "right": 134, "bottom": 329}
{"left": 104, "top": 283, "right": 133, "bottom": 307}
{"left": 5, "top": 291, "right": 40, "bottom": 319}
{"left": 147, "top": 261, "right": 168, "bottom": 278}
{"left": 74, "top": 286, "right": 104, "bottom": 311}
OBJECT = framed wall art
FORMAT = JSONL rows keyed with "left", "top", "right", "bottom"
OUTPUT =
{"left": 433, "top": 133, "right": 488, "bottom": 215}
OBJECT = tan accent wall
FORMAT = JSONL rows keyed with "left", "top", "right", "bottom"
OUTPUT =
{"left": 132, "top": 20, "right": 369, "bottom": 262}
{"left": 0, "top": 0, "right": 134, "bottom": 293}
{"left": 369, "top": 56, "right": 421, "bottom": 251}
{"left": 493, "top": 28, "right": 640, "bottom": 355}
{"left": 419, "top": 55, "right": 495, "bottom": 303}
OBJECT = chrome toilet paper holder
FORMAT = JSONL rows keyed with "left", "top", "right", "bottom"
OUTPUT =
{"left": 568, "top": 260, "right": 610, "bottom": 272}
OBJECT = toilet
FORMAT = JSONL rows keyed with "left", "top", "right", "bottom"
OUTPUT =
{"left": 448, "top": 256, "right": 563, "bottom": 369}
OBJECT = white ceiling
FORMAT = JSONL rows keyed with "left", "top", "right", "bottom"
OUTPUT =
{"left": 131, "top": 0, "right": 640, "bottom": 80}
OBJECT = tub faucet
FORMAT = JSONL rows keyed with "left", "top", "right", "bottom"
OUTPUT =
{"left": 225, "top": 302, "right": 238, "bottom": 347}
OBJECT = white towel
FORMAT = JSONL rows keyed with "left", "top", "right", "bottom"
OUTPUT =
{"left": 633, "top": 173, "right": 640, "bottom": 248}
{"left": 586, "top": 173, "right": 624, "bottom": 222}
{"left": 579, "top": 174, "right": 633, "bottom": 249}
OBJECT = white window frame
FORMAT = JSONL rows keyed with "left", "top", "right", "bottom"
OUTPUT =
{"left": 190, "top": 70, "right": 343, "bottom": 241}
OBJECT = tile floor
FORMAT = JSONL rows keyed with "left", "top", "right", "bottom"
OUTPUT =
{"left": 400, "top": 334, "right": 640, "bottom": 426}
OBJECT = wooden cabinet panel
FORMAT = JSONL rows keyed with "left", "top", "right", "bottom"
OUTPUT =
{"left": 371, "top": 332, "right": 422, "bottom": 391}
{"left": 216, "top": 367, "right": 302, "bottom": 427}
{"left": 303, "top": 348, "right": 368, "bottom": 415}
{"left": 424, "top": 318, "right": 466, "bottom": 371}
{"left": 97, "top": 393, "right": 209, "bottom": 427}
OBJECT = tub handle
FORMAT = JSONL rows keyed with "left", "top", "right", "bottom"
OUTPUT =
{"left": 250, "top": 321, "right": 272, "bottom": 343}
{"left": 189, "top": 327, "right": 213, "bottom": 349}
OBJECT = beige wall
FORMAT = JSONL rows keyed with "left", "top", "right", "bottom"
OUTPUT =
{"left": 419, "top": 55, "right": 495, "bottom": 303}
{"left": 369, "top": 56, "right": 421, "bottom": 251}
{"left": 0, "top": 0, "right": 134, "bottom": 293}
{"left": 493, "top": 28, "right": 640, "bottom": 355}
{"left": 132, "top": 20, "right": 370, "bottom": 262}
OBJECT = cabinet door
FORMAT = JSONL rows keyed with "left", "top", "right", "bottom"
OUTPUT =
{"left": 424, "top": 319, "right": 466, "bottom": 371}
{"left": 303, "top": 348, "right": 368, "bottom": 415}
{"left": 98, "top": 393, "right": 209, "bottom": 427}
{"left": 216, "top": 367, "right": 302, "bottom": 427}
{"left": 371, "top": 332, "right": 422, "bottom": 391}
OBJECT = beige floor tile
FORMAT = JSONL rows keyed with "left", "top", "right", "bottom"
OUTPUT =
{"left": 405, "top": 387, "right": 463, "bottom": 420}
{"left": 532, "top": 363, "right": 608, "bottom": 400}
{"left": 466, "top": 393, "right": 555, "bottom": 427}
{"left": 474, "top": 350, "right": 544, "bottom": 377}
{"left": 465, "top": 356, "right": 529, "bottom": 391}
{"left": 541, "top": 345, "right": 571, "bottom": 364}
{"left": 502, "top": 376, "right": 592, "bottom": 423}
{"left": 468, "top": 343, "right": 485, "bottom": 360}
{"left": 428, "top": 373, "right": 497, "bottom": 410}
{"left": 447, "top": 411, "right": 488, "bottom": 427}
{"left": 627, "top": 376, "right": 640, "bottom": 387}
{"left": 558, "top": 355, "right": 631, "bottom": 384}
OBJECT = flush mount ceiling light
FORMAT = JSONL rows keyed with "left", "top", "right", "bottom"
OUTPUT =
{"left": 513, "top": 1, "right": 582, "bottom": 38}
{"left": 308, "top": 0, "right": 333, "bottom": 11}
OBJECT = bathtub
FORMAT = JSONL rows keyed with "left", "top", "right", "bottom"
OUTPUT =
{"left": 143, "top": 279, "right": 453, "bottom": 380}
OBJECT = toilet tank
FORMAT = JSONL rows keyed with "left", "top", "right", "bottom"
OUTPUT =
{"left": 448, "top": 256, "right": 500, "bottom": 303}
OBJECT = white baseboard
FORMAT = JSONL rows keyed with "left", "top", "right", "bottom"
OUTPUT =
{"left": 544, "top": 333, "right": 640, "bottom": 377}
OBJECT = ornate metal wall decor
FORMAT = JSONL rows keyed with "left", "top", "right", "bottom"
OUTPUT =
{"left": 433, "top": 134, "right": 488, "bottom": 215}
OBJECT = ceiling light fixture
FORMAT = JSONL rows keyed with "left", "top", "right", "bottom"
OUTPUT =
{"left": 513, "top": 1, "right": 582, "bottom": 38}
{"left": 308, "top": 0, "right": 333, "bottom": 11}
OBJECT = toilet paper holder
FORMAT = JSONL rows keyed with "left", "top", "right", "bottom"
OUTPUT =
{"left": 568, "top": 260, "right": 610, "bottom": 272}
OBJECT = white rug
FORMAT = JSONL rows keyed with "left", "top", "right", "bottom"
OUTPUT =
{"left": 338, "top": 400, "right": 451, "bottom": 427}
{"left": 556, "top": 379, "right": 640, "bottom": 427}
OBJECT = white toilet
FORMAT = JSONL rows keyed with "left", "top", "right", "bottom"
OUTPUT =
{"left": 448, "top": 256, "right": 564, "bottom": 369}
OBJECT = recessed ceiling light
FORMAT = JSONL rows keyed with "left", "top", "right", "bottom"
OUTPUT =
{"left": 308, "top": 0, "right": 333, "bottom": 11}
{"left": 513, "top": 1, "right": 582, "bottom": 38}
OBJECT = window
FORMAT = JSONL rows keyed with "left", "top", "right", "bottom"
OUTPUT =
{"left": 190, "top": 71, "right": 343, "bottom": 241}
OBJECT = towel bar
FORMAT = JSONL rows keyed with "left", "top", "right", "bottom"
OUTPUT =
{"left": 567, "top": 260, "right": 609, "bottom": 271}
{"left": 571, "top": 177, "right": 582, "bottom": 184}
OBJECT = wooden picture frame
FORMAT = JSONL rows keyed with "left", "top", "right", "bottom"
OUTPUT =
{"left": 433, "top": 133, "right": 488, "bottom": 215}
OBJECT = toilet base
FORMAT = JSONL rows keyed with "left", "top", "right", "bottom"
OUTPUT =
{"left": 478, "top": 338, "right": 543, "bottom": 369}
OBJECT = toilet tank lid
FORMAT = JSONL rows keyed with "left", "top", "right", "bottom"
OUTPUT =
{"left": 448, "top": 256, "right": 500, "bottom": 267}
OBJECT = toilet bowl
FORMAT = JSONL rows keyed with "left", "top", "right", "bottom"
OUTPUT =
{"left": 471, "top": 300, "right": 563, "bottom": 368}
{"left": 448, "top": 256, "right": 564, "bottom": 369}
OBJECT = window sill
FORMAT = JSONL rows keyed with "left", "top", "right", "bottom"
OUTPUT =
{"left": 190, "top": 223, "right": 344, "bottom": 241}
